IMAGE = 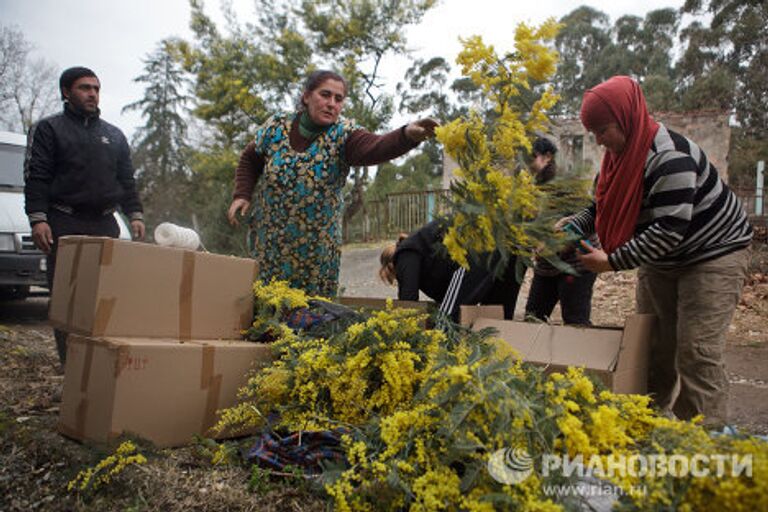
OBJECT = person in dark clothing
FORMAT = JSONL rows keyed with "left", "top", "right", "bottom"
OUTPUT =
{"left": 379, "top": 221, "right": 521, "bottom": 321}
{"left": 524, "top": 137, "right": 597, "bottom": 325}
{"left": 24, "top": 66, "right": 145, "bottom": 365}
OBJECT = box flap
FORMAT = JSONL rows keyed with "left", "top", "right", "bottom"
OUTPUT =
{"left": 58, "top": 334, "right": 120, "bottom": 444}
{"left": 50, "top": 238, "right": 104, "bottom": 333}
{"left": 460, "top": 305, "right": 504, "bottom": 327}
{"left": 610, "top": 365, "right": 648, "bottom": 395}
{"left": 190, "top": 252, "right": 258, "bottom": 339}
{"left": 615, "top": 314, "right": 656, "bottom": 372}
{"left": 92, "top": 240, "right": 185, "bottom": 337}
{"left": 472, "top": 318, "right": 623, "bottom": 371}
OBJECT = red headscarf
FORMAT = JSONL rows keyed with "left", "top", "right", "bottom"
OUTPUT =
{"left": 579, "top": 76, "right": 659, "bottom": 254}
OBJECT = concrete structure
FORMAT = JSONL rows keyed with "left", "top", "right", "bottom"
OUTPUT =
{"left": 550, "top": 110, "right": 732, "bottom": 181}
{"left": 441, "top": 111, "right": 733, "bottom": 185}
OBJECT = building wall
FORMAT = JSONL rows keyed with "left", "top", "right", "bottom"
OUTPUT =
{"left": 551, "top": 111, "right": 732, "bottom": 181}
{"left": 442, "top": 111, "right": 733, "bottom": 186}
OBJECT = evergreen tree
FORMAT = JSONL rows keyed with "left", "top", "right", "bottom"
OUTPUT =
{"left": 123, "top": 39, "right": 192, "bottom": 231}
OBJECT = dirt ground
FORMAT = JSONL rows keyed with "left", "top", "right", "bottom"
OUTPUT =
{"left": 1, "top": 243, "right": 766, "bottom": 511}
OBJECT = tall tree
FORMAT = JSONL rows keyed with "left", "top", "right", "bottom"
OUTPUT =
{"left": 552, "top": 6, "right": 612, "bottom": 115}
{"left": 123, "top": 39, "right": 192, "bottom": 229}
{"left": 637, "top": 8, "right": 679, "bottom": 78}
{"left": 553, "top": 7, "right": 679, "bottom": 114}
{"left": 175, "top": 0, "right": 286, "bottom": 148}
{"left": 633, "top": 8, "right": 679, "bottom": 112}
{"left": 681, "top": 0, "right": 767, "bottom": 137}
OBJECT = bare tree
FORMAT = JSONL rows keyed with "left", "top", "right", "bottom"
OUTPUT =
{"left": 0, "top": 25, "right": 30, "bottom": 103}
{"left": 0, "top": 24, "right": 59, "bottom": 133}
{"left": 0, "top": 57, "right": 59, "bottom": 132}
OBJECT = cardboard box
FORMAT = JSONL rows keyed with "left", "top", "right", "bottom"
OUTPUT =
{"left": 461, "top": 305, "right": 656, "bottom": 394}
{"left": 58, "top": 334, "right": 273, "bottom": 447}
{"left": 50, "top": 236, "right": 258, "bottom": 339}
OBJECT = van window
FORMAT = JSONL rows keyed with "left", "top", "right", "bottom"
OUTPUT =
{"left": 0, "top": 143, "right": 26, "bottom": 188}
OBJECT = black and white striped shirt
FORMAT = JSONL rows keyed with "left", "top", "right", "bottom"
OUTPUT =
{"left": 569, "top": 124, "right": 752, "bottom": 270}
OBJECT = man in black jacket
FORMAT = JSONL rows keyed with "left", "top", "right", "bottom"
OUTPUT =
{"left": 24, "top": 66, "right": 145, "bottom": 364}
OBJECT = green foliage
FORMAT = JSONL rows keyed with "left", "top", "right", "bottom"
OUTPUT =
{"left": 681, "top": 0, "right": 768, "bottom": 137}
{"left": 397, "top": 56, "right": 477, "bottom": 122}
{"left": 728, "top": 128, "right": 768, "bottom": 189}
{"left": 186, "top": 145, "right": 250, "bottom": 256}
{"left": 553, "top": 1, "right": 766, "bottom": 185}
{"left": 67, "top": 441, "right": 147, "bottom": 498}
{"left": 642, "top": 74, "right": 678, "bottom": 112}
{"left": 248, "top": 465, "right": 274, "bottom": 494}
{"left": 177, "top": 1, "right": 281, "bottom": 147}
{"left": 193, "top": 436, "right": 239, "bottom": 466}
{"left": 366, "top": 151, "right": 442, "bottom": 201}
{"left": 123, "top": 39, "right": 193, "bottom": 234}
{"left": 553, "top": 7, "right": 680, "bottom": 116}
{"left": 552, "top": 6, "right": 612, "bottom": 115}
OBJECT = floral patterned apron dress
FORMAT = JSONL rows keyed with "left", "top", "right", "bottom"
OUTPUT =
{"left": 249, "top": 114, "right": 358, "bottom": 297}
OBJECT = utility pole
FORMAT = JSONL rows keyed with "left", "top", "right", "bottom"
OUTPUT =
{"left": 756, "top": 161, "right": 764, "bottom": 216}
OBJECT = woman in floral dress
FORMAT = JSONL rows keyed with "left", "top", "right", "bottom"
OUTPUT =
{"left": 228, "top": 70, "right": 437, "bottom": 297}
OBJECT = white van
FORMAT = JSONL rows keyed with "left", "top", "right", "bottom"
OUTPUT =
{"left": 0, "top": 130, "right": 130, "bottom": 300}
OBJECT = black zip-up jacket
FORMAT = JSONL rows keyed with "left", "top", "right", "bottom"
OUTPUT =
{"left": 24, "top": 103, "right": 143, "bottom": 224}
{"left": 394, "top": 221, "right": 457, "bottom": 302}
{"left": 394, "top": 220, "right": 520, "bottom": 320}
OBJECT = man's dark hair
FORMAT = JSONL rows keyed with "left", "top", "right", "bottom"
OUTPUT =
{"left": 59, "top": 66, "right": 98, "bottom": 100}
{"left": 532, "top": 137, "right": 557, "bottom": 156}
{"left": 296, "top": 70, "right": 347, "bottom": 110}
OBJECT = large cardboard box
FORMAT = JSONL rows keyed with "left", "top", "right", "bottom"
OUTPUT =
{"left": 50, "top": 236, "right": 258, "bottom": 339}
{"left": 58, "top": 334, "right": 273, "bottom": 447}
{"left": 461, "top": 305, "right": 656, "bottom": 394}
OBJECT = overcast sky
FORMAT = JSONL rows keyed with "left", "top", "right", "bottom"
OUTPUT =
{"left": 2, "top": 0, "right": 683, "bottom": 139}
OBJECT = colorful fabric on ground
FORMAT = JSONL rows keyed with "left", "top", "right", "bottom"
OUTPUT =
{"left": 245, "top": 429, "right": 347, "bottom": 474}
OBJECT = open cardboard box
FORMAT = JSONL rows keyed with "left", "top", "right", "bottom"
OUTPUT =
{"left": 50, "top": 236, "right": 258, "bottom": 340}
{"left": 58, "top": 334, "right": 273, "bottom": 447}
{"left": 461, "top": 305, "right": 656, "bottom": 394}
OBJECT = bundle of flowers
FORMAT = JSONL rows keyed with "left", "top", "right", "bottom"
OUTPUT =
{"left": 435, "top": 20, "right": 591, "bottom": 277}
{"left": 216, "top": 279, "right": 447, "bottom": 432}
{"left": 215, "top": 280, "right": 767, "bottom": 511}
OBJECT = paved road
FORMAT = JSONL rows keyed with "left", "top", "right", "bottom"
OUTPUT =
{"left": 339, "top": 244, "right": 398, "bottom": 299}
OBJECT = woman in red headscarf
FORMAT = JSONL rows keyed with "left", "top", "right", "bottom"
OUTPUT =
{"left": 565, "top": 76, "right": 752, "bottom": 427}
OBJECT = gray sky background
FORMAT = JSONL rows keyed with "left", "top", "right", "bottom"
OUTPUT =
{"left": 2, "top": 0, "right": 683, "bottom": 139}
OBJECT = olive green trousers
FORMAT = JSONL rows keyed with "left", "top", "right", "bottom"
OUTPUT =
{"left": 636, "top": 247, "right": 750, "bottom": 426}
